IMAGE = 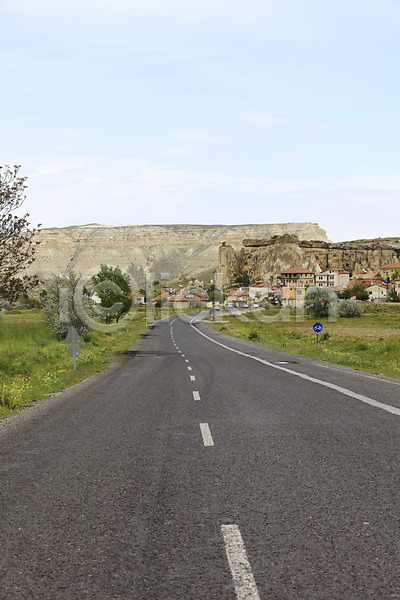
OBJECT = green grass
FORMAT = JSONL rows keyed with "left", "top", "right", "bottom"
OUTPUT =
{"left": 208, "top": 303, "right": 400, "bottom": 379}
{"left": 0, "top": 309, "right": 148, "bottom": 418}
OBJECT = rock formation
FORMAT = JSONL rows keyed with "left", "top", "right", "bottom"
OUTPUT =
{"left": 25, "top": 223, "right": 328, "bottom": 285}
{"left": 217, "top": 235, "right": 400, "bottom": 286}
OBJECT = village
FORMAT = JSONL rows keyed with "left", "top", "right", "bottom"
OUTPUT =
{"left": 145, "top": 261, "right": 400, "bottom": 311}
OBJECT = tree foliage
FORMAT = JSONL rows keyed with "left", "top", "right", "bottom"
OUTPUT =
{"left": 388, "top": 288, "right": 400, "bottom": 302}
{"left": 242, "top": 271, "right": 250, "bottom": 287}
{"left": 304, "top": 285, "right": 338, "bottom": 318}
{"left": 337, "top": 287, "right": 352, "bottom": 299}
{"left": 0, "top": 165, "right": 41, "bottom": 301}
{"left": 41, "top": 270, "right": 88, "bottom": 339}
{"left": 349, "top": 282, "right": 369, "bottom": 301}
{"left": 91, "top": 265, "right": 132, "bottom": 323}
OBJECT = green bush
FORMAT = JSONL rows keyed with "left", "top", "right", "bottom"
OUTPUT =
{"left": 338, "top": 299, "right": 363, "bottom": 318}
{"left": 248, "top": 331, "right": 259, "bottom": 341}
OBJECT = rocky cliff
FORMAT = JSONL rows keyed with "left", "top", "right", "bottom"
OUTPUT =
{"left": 26, "top": 223, "right": 328, "bottom": 285}
{"left": 217, "top": 234, "right": 400, "bottom": 285}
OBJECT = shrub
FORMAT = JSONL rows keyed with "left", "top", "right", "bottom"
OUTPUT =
{"left": 338, "top": 299, "right": 363, "bottom": 318}
{"left": 248, "top": 331, "right": 259, "bottom": 341}
{"left": 321, "top": 332, "right": 331, "bottom": 341}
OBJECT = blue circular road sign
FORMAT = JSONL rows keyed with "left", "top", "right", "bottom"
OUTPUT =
{"left": 313, "top": 322, "right": 324, "bottom": 333}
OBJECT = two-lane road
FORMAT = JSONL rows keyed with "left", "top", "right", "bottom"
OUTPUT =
{"left": 1, "top": 314, "right": 400, "bottom": 599}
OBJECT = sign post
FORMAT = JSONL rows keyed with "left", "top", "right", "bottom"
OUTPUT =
{"left": 63, "top": 326, "right": 83, "bottom": 370}
{"left": 313, "top": 322, "right": 323, "bottom": 348}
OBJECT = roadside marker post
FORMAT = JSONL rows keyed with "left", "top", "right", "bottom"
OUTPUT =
{"left": 313, "top": 322, "right": 323, "bottom": 348}
{"left": 63, "top": 326, "right": 83, "bottom": 370}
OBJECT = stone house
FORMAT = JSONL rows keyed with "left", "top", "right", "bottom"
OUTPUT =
{"left": 379, "top": 262, "right": 400, "bottom": 279}
{"left": 278, "top": 268, "right": 315, "bottom": 288}
{"left": 282, "top": 286, "right": 306, "bottom": 308}
{"left": 248, "top": 281, "right": 273, "bottom": 302}
{"left": 365, "top": 284, "right": 388, "bottom": 301}
{"left": 316, "top": 269, "right": 350, "bottom": 288}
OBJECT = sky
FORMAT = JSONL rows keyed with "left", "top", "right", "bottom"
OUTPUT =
{"left": 1, "top": 0, "right": 399, "bottom": 242}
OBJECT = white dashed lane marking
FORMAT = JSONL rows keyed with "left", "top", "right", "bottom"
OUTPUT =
{"left": 187, "top": 367, "right": 192, "bottom": 371}
{"left": 221, "top": 524, "right": 260, "bottom": 599}
{"left": 199, "top": 423, "right": 214, "bottom": 446}
{"left": 190, "top": 375, "right": 196, "bottom": 381}
{"left": 193, "top": 391, "right": 200, "bottom": 401}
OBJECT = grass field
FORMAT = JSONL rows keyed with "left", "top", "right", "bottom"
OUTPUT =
{"left": 0, "top": 309, "right": 148, "bottom": 418}
{"left": 208, "top": 303, "right": 400, "bottom": 379}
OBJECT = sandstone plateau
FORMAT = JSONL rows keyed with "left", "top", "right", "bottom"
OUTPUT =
{"left": 217, "top": 234, "right": 400, "bottom": 286}
{"left": 26, "top": 222, "right": 329, "bottom": 285}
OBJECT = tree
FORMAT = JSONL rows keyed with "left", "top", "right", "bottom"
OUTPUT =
{"left": 242, "top": 271, "right": 250, "bottom": 287}
{"left": 304, "top": 285, "right": 338, "bottom": 318}
{"left": 355, "top": 288, "right": 369, "bottom": 302}
{"left": 41, "top": 270, "right": 88, "bottom": 339}
{"left": 338, "top": 288, "right": 352, "bottom": 300}
{"left": 92, "top": 265, "right": 132, "bottom": 323}
{"left": 0, "top": 165, "right": 41, "bottom": 301}
{"left": 391, "top": 270, "right": 400, "bottom": 282}
{"left": 388, "top": 288, "right": 400, "bottom": 302}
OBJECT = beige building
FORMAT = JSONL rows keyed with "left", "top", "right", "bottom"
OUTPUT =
{"left": 249, "top": 281, "right": 273, "bottom": 302}
{"left": 316, "top": 269, "right": 350, "bottom": 288}
{"left": 379, "top": 262, "right": 400, "bottom": 279}
{"left": 365, "top": 284, "right": 388, "bottom": 301}
{"left": 282, "top": 286, "right": 306, "bottom": 308}
{"left": 278, "top": 268, "right": 315, "bottom": 288}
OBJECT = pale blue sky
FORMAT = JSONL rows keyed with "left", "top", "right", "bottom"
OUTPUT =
{"left": 1, "top": 0, "right": 399, "bottom": 241}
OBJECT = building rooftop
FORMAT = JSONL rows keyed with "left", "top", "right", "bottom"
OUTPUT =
{"left": 280, "top": 267, "right": 314, "bottom": 274}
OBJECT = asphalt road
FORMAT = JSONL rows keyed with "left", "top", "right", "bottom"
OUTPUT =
{"left": 1, "top": 314, "right": 400, "bottom": 599}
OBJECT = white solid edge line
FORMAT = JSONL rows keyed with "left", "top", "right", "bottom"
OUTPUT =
{"left": 189, "top": 317, "right": 400, "bottom": 417}
{"left": 221, "top": 524, "right": 261, "bottom": 600}
{"left": 199, "top": 422, "right": 214, "bottom": 446}
{"left": 317, "top": 362, "right": 400, "bottom": 386}
{"left": 193, "top": 391, "right": 200, "bottom": 401}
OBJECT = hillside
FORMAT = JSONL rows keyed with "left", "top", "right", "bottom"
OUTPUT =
{"left": 25, "top": 222, "right": 328, "bottom": 285}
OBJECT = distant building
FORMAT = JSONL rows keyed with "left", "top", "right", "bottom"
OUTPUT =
{"left": 224, "top": 288, "right": 249, "bottom": 307}
{"left": 278, "top": 268, "right": 315, "bottom": 288}
{"left": 249, "top": 281, "right": 273, "bottom": 302}
{"left": 365, "top": 284, "right": 388, "bottom": 301}
{"left": 379, "top": 262, "right": 400, "bottom": 280}
{"left": 282, "top": 286, "right": 307, "bottom": 308}
{"left": 130, "top": 291, "right": 145, "bottom": 304}
{"left": 316, "top": 269, "right": 350, "bottom": 288}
